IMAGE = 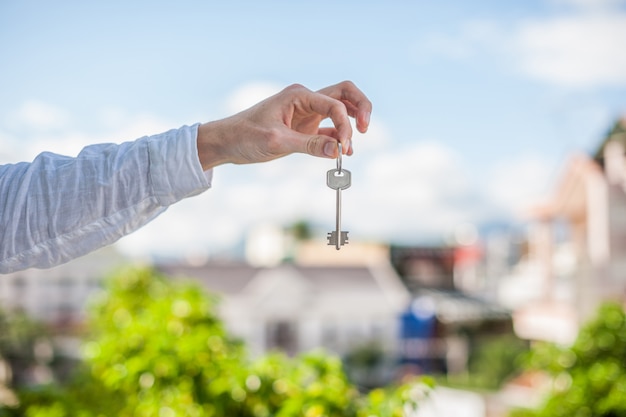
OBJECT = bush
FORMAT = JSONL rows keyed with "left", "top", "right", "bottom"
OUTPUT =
{"left": 8, "top": 267, "right": 432, "bottom": 417}
{"left": 511, "top": 302, "right": 626, "bottom": 417}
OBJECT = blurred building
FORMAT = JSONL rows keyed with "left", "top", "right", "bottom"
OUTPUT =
{"left": 0, "top": 220, "right": 518, "bottom": 389}
{"left": 0, "top": 246, "right": 127, "bottom": 386}
{"left": 0, "top": 246, "right": 126, "bottom": 333}
{"left": 160, "top": 258, "right": 410, "bottom": 360}
{"left": 159, "top": 243, "right": 409, "bottom": 388}
{"left": 389, "top": 245, "right": 513, "bottom": 377}
{"left": 501, "top": 117, "right": 626, "bottom": 345}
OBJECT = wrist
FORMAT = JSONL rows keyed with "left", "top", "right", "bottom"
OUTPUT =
{"left": 196, "top": 120, "right": 230, "bottom": 170}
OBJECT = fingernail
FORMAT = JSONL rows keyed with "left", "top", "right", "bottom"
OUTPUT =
{"left": 364, "top": 111, "right": 371, "bottom": 126}
{"left": 323, "top": 142, "right": 336, "bottom": 157}
{"left": 345, "top": 139, "right": 352, "bottom": 154}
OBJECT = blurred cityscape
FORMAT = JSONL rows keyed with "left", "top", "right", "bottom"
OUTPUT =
{"left": 2, "top": 116, "right": 626, "bottom": 416}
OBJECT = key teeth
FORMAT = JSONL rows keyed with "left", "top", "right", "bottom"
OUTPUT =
{"left": 327, "top": 231, "right": 349, "bottom": 247}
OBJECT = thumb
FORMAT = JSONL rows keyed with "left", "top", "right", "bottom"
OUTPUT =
{"left": 303, "top": 134, "right": 339, "bottom": 158}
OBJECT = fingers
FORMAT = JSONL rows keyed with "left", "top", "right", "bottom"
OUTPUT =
{"left": 318, "top": 127, "right": 353, "bottom": 156}
{"left": 284, "top": 82, "right": 371, "bottom": 156}
{"left": 249, "top": 81, "right": 371, "bottom": 161}
{"left": 303, "top": 93, "right": 353, "bottom": 154}
{"left": 317, "top": 80, "right": 372, "bottom": 134}
{"left": 281, "top": 129, "right": 340, "bottom": 158}
{"left": 281, "top": 84, "right": 353, "bottom": 156}
{"left": 197, "top": 81, "right": 370, "bottom": 167}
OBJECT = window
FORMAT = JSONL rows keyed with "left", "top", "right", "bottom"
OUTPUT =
{"left": 266, "top": 320, "right": 298, "bottom": 355}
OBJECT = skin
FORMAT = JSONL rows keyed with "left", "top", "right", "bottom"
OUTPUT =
{"left": 196, "top": 80, "right": 372, "bottom": 171}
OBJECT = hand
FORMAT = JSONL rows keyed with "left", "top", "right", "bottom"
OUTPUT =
{"left": 196, "top": 81, "right": 372, "bottom": 170}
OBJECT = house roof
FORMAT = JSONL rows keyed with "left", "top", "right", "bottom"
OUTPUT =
{"left": 158, "top": 262, "right": 261, "bottom": 295}
{"left": 158, "top": 261, "right": 407, "bottom": 299}
{"left": 295, "top": 266, "right": 382, "bottom": 293}
{"left": 157, "top": 261, "right": 411, "bottom": 319}
{"left": 528, "top": 116, "right": 626, "bottom": 221}
{"left": 412, "top": 288, "right": 511, "bottom": 325}
{"left": 593, "top": 116, "right": 626, "bottom": 168}
{"left": 528, "top": 153, "right": 604, "bottom": 221}
{"left": 389, "top": 245, "right": 456, "bottom": 291}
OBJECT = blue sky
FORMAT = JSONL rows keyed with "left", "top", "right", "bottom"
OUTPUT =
{"left": 2, "top": 0, "right": 626, "bottom": 260}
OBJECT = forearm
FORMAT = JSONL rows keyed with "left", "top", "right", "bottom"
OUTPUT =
{"left": 0, "top": 124, "right": 211, "bottom": 273}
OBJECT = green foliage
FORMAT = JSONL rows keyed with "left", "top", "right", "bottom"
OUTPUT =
{"left": 512, "top": 302, "right": 626, "bottom": 417}
{"left": 9, "top": 266, "right": 431, "bottom": 417}
{"left": 0, "top": 308, "right": 48, "bottom": 365}
{"left": 469, "top": 335, "right": 528, "bottom": 391}
{"left": 441, "top": 334, "right": 528, "bottom": 392}
{"left": 0, "top": 306, "right": 54, "bottom": 413}
{"left": 359, "top": 375, "right": 434, "bottom": 417}
{"left": 288, "top": 220, "right": 313, "bottom": 241}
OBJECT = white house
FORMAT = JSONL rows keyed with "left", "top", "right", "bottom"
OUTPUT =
{"left": 159, "top": 258, "right": 411, "bottom": 360}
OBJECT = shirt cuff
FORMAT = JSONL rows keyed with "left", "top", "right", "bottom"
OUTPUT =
{"left": 147, "top": 123, "right": 212, "bottom": 206}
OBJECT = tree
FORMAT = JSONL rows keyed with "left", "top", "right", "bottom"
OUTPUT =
{"left": 511, "top": 302, "right": 626, "bottom": 417}
{"left": 288, "top": 220, "right": 313, "bottom": 241}
{"left": 0, "top": 308, "right": 54, "bottom": 388}
{"left": 8, "top": 266, "right": 431, "bottom": 417}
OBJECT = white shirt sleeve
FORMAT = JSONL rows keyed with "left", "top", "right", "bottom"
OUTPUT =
{"left": 0, "top": 123, "right": 212, "bottom": 273}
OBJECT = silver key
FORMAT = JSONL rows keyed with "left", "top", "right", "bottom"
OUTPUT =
{"left": 326, "top": 143, "right": 351, "bottom": 250}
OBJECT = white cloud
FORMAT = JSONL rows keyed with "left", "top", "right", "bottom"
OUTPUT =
{"left": 485, "top": 153, "right": 556, "bottom": 217}
{"left": 415, "top": 8, "right": 626, "bottom": 88}
{"left": 354, "top": 141, "right": 478, "bottom": 242}
{"left": 6, "top": 100, "right": 71, "bottom": 132}
{"left": 98, "top": 113, "right": 173, "bottom": 144}
{"left": 0, "top": 131, "right": 17, "bottom": 161}
{"left": 414, "top": 20, "right": 502, "bottom": 63}
{"left": 5, "top": 111, "right": 173, "bottom": 162}
{"left": 225, "top": 81, "right": 284, "bottom": 114}
{"left": 549, "top": 0, "right": 626, "bottom": 11}
{"left": 515, "top": 14, "right": 626, "bottom": 87}
{"left": 349, "top": 115, "right": 390, "bottom": 152}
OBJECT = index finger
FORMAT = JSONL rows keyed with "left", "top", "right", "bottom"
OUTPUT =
{"left": 317, "top": 80, "right": 372, "bottom": 133}
{"left": 298, "top": 91, "right": 354, "bottom": 153}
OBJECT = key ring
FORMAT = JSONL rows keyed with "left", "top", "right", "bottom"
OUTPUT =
{"left": 337, "top": 142, "right": 342, "bottom": 174}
